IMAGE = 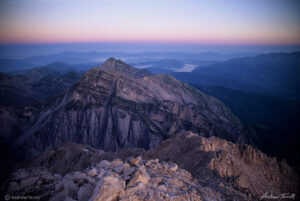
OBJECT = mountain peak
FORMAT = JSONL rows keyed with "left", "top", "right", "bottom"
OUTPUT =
{"left": 99, "top": 58, "right": 151, "bottom": 79}
{"left": 102, "top": 57, "right": 130, "bottom": 68}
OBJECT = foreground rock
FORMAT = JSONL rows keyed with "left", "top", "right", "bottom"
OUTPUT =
{"left": 2, "top": 132, "right": 298, "bottom": 200}
{"left": 26, "top": 142, "right": 144, "bottom": 175}
{"left": 145, "top": 131, "right": 299, "bottom": 200}
{"left": 3, "top": 157, "right": 205, "bottom": 201}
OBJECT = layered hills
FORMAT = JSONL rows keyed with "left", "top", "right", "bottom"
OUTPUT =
{"left": 173, "top": 52, "right": 300, "bottom": 100}
{"left": 0, "top": 62, "right": 81, "bottom": 106}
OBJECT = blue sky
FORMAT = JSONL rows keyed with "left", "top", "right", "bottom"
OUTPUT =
{"left": 0, "top": 0, "right": 299, "bottom": 45}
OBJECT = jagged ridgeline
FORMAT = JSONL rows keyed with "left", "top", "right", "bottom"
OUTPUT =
{"left": 11, "top": 58, "right": 254, "bottom": 159}
{"left": 3, "top": 132, "right": 298, "bottom": 200}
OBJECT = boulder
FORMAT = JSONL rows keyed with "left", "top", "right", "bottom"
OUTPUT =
{"left": 129, "top": 156, "right": 142, "bottom": 167}
{"left": 110, "top": 159, "right": 123, "bottom": 168}
{"left": 127, "top": 165, "right": 150, "bottom": 186}
{"left": 87, "top": 168, "right": 97, "bottom": 177}
{"left": 89, "top": 176, "right": 125, "bottom": 201}
{"left": 122, "top": 166, "right": 135, "bottom": 176}
{"left": 55, "top": 179, "right": 78, "bottom": 193}
{"left": 41, "top": 174, "right": 55, "bottom": 182}
{"left": 73, "top": 171, "right": 88, "bottom": 183}
{"left": 169, "top": 163, "right": 178, "bottom": 171}
{"left": 111, "top": 164, "right": 124, "bottom": 174}
{"left": 96, "top": 160, "right": 110, "bottom": 169}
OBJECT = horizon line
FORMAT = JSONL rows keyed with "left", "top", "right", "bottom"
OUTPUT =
{"left": 1, "top": 41, "right": 300, "bottom": 47}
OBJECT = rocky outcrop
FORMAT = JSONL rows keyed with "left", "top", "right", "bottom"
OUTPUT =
{"left": 25, "top": 142, "right": 145, "bottom": 176}
{"left": 13, "top": 58, "right": 253, "bottom": 159}
{"left": 3, "top": 133, "right": 298, "bottom": 200}
{"left": 3, "top": 157, "right": 206, "bottom": 201}
{"left": 144, "top": 131, "right": 299, "bottom": 199}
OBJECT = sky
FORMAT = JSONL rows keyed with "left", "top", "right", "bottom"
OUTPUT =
{"left": 0, "top": 0, "right": 300, "bottom": 57}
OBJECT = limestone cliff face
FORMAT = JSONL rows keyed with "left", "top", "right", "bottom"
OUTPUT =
{"left": 14, "top": 58, "right": 251, "bottom": 159}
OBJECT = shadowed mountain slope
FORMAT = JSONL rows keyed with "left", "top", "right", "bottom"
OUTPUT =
{"left": 173, "top": 52, "right": 300, "bottom": 100}
{"left": 0, "top": 62, "right": 81, "bottom": 107}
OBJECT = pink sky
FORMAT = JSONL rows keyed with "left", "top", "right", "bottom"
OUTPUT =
{"left": 0, "top": 0, "right": 299, "bottom": 45}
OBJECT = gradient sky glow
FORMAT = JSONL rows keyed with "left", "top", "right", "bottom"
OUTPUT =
{"left": 0, "top": 0, "right": 300, "bottom": 45}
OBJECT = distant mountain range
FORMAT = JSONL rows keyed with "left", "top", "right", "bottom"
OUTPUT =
{"left": 173, "top": 52, "right": 300, "bottom": 100}
{"left": 0, "top": 51, "right": 256, "bottom": 73}
{"left": 0, "top": 62, "right": 82, "bottom": 106}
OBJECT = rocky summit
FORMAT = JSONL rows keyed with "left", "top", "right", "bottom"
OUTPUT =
{"left": 144, "top": 131, "right": 299, "bottom": 200}
{"left": 4, "top": 156, "right": 204, "bottom": 201}
{"left": 12, "top": 58, "right": 253, "bottom": 159}
{"left": 2, "top": 131, "right": 298, "bottom": 200}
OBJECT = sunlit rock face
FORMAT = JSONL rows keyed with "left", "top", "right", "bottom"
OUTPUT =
{"left": 3, "top": 135, "right": 298, "bottom": 201}
{"left": 3, "top": 143, "right": 205, "bottom": 201}
{"left": 144, "top": 131, "right": 299, "bottom": 199}
{"left": 5, "top": 159, "right": 205, "bottom": 201}
{"left": 13, "top": 58, "right": 252, "bottom": 159}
